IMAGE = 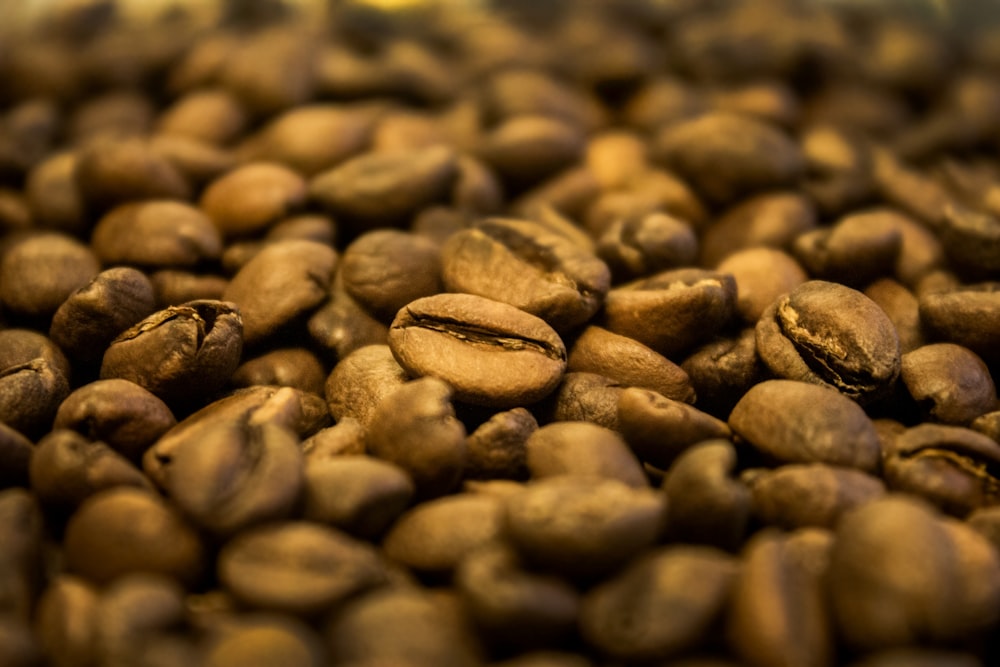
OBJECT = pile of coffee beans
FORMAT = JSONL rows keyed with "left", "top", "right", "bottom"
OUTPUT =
{"left": 2, "top": 0, "right": 1000, "bottom": 664}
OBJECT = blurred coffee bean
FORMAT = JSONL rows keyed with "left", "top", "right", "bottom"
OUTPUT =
{"left": 389, "top": 293, "right": 567, "bottom": 408}
{"left": 218, "top": 521, "right": 386, "bottom": 616}
{"left": 301, "top": 418, "right": 366, "bottom": 460}
{"left": 200, "top": 162, "right": 307, "bottom": 239}
{"left": 717, "top": 247, "right": 808, "bottom": 324}
{"left": 68, "top": 90, "right": 154, "bottom": 145}
{"left": 231, "top": 348, "right": 327, "bottom": 396}
{"left": 64, "top": 487, "right": 205, "bottom": 586}
{"left": 100, "top": 300, "right": 243, "bottom": 406}
{"left": 0, "top": 423, "right": 33, "bottom": 489}
{"left": 901, "top": 343, "right": 997, "bottom": 425}
{"left": 0, "top": 232, "right": 99, "bottom": 322}
{"left": 478, "top": 115, "right": 585, "bottom": 186}
{"left": 308, "top": 277, "right": 389, "bottom": 363}
{"left": 662, "top": 440, "right": 750, "bottom": 551}
{"left": 75, "top": 137, "right": 190, "bottom": 212}
{"left": 793, "top": 212, "right": 903, "bottom": 287}
{"left": 700, "top": 192, "right": 817, "bottom": 267}
{"left": 0, "top": 489, "right": 43, "bottom": 622}
{"left": 366, "top": 377, "right": 466, "bottom": 498}
{"left": 920, "top": 282, "right": 1000, "bottom": 364}
{"left": 464, "top": 407, "right": 536, "bottom": 481}
{"left": 937, "top": 205, "right": 1000, "bottom": 276}
{"left": 526, "top": 421, "right": 646, "bottom": 487}
{"left": 93, "top": 574, "right": 185, "bottom": 667}
{"left": 0, "top": 329, "right": 71, "bottom": 437}
{"left": 580, "top": 546, "right": 737, "bottom": 661}
{"left": 756, "top": 281, "right": 901, "bottom": 404}
{"left": 149, "top": 134, "right": 240, "bottom": 187}
{"left": 324, "top": 345, "right": 408, "bottom": 427}
{"left": 148, "top": 270, "right": 228, "bottom": 308}
{"left": 156, "top": 88, "right": 248, "bottom": 146}
{"left": 546, "top": 372, "right": 624, "bottom": 431}
{"left": 846, "top": 648, "right": 984, "bottom": 667}
{"left": 729, "top": 380, "right": 881, "bottom": 472}
{"left": 201, "top": 615, "right": 327, "bottom": 667}
{"left": 302, "top": 456, "right": 413, "bottom": 539}
{"left": 971, "top": 410, "right": 1000, "bottom": 442}
{"left": 596, "top": 211, "right": 697, "bottom": 282}
{"left": 864, "top": 278, "right": 927, "bottom": 354}
{"left": 91, "top": 201, "right": 223, "bottom": 268}
{"left": 800, "top": 124, "right": 874, "bottom": 215}
{"left": 34, "top": 575, "right": 100, "bottom": 667}
{"left": 584, "top": 169, "right": 708, "bottom": 238}
{"left": 218, "top": 27, "right": 317, "bottom": 115}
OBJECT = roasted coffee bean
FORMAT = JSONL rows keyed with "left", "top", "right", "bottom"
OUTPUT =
{"left": 53, "top": 380, "right": 175, "bottom": 463}
{"left": 159, "top": 420, "right": 304, "bottom": 535}
{"left": 617, "top": 387, "right": 731, "bottom": 469}
{"left": 156, "top": 88, "right": 248, "bottom": 145}
{"left": 800, "top": 124, "right": 874, "bottom": 215}
{"left": 829, "top": 495, "right": 1000, "bottom": 650}
{"left": 388, "top": 293, "right": 567, "bottom": 408}
{"left": 308, "top": 274, "right": 390, "bottom": 362}
{"left": 863, "top": 278, "right": 927, "bottom": 354}
{"left": 148, "top": 269, "right": 228, "bottom": 308}
{"left": 901, "top": 343, "right": 997, "bottom": 425}
{"left": 383, "top": 493, "right": 503, "bottom": 576}
{"left": 366, "top": 377, "right": 466, "bottom": 498}
{"left": 74, "top": 137, "right": 190, "bottom": 212}
{"left": 90, "top": 201, "right": 222, "bottom": 268}
{"left": 503, "top": 476, "right": 666, "bottom": 578}
{"left": 653, "top": 111, "right": 804, "bottom": 203}
{"left": 309, "top": 145, "right": 459, "bottom": 227}
{"left": 100, "top": 300, "right": 243, "bottom": 406}
{"left": 0, "top": 232, "right": 99, "bottom": 321}
{"left": 49, "top": 267, "right": 158, "bottom": 364}
{"left": 567, "top": 326, "right": 696, "bottom": 403}
{"left": 846, "top": 648, "right": 983, "bottom": 667}
{"left": 546, "top": 372, "right": 624, "bottom": 431}
{"left": 218, "top": 521, "right": 386, "bottom": 616}
{"left": 919, "top": 282, "right": 1000, "bottom": 364}
{"left": 729, "top": 380, "right": 881, "bottom": 472}
{"left": 579, "top": 546, "right": 738, "bottom": 661}
{"left": 681, "top": 328, "right": 764, "bottom": 419}
{"left": 727, "top": 529, "right": 833, "bottom": 667}
{"left": 596, "top": 211, "right": 697, "bottom": 282}
{"left": 478, "top": 116, "right": 585, "bottom": 186}
{"left": 937, "top": 204, "right": 1000, "bottom": 276}
{"left": 223, "top": 240, "right": 336, "bottom": 347}
{"left": 0, "top": 329, "right": 71, "bottom": 437}
{"left": 0, "top": 619, "right": 39, "bottom": 667}
{"left": 525, "top": 421, "right": 647, "bottom": 487}
{"left": 971, "top": 410, "right": 1000, "bottom": 442}
{"left": 340, "top": 230, "right": 442, "bottom": 322}
{"left": 755, "top": 281, "right": 901, "bottom": 404}
{"left": 464, "top": 407, "right": 536, "bottom": 481}
{"left": 301, "top": 418, "right": 366, "bottom": 460}
{"left": 302, "top": 456, "right": 413, "bottom": 539}
{"left": 716, "top": 247, "right": 808, "bottom": 324}
{"left": 217, "top": 27, "right": 318, "bottom": 115}
{"left": 699, "top": 192, "right": 817, "bottom": 267}
{"left": 200, "top": 162, "right": 307, "bottom": 239}
{"left": 792, "top": 212, "right": 902, "bottom": 287}
{"left": 149, "top": 134, "right": 240, "bottom": 187}
{"left": 603, "top": 269, "right": 737, "bottom": 359}
{"left": 230, "top": 348, "right": 327, "bottom": 396}
{"left": 64, "top": 487, "right": 204, "bottom": 586}
{"left": 882, "top": 423, "right": 1000, "bottom": 516}
{"left": 0, "top": 423, "right": 33, "bottom": 488}
{"left": 68, "top": 91, "right": 154, "bottom": 144}
{"left": 743, "top": 464, "right": 886, "bottom": 529}
{"left": 456, "top": 542, "right": 580, "bottom": 648}
{"left": 93, "top": 573, "right": 186, "bottom": 667}
{"left": 0, "top": 489, "right": 43, "bottom": 622}
{"left": 441, "top": 217, "right": 610, "bottom": 332}
{"left": 324, "top": 345, "right": 408, "bottom": 427}
{"left": 34, "top": 575, "right": 100, "bottom": 667}
{"left": 201, "top": 615, "right": 327, "bottom": 667}
{"left": 662, "top": 440, "right": 750, "bottom": 551}
{"left": 584, "top": 168, "right": 708, "bottom": 238}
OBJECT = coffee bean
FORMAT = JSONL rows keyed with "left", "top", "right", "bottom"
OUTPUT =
{"left": 617, "top": 387, "right": 731, "bottom": 469}
{"left": 829, "top": 495, "right": 1000, "bottom": 650}
{"left": 465, "top": 407, "right": 536, "bottom": 481}
{"left": 366, "top": 377, "right": 466, "bottom": 498}
{"left": 157, "top": 87, "right": 248, "bottom": 145}
{"left": 919, "top": 282, "right": 1000, "bottom": 364}
{"left": 901, "top": 343, "right": 997, "bottom": 425}
{"left": 64, "top": 487, "right": 205, "bottom": 586}
{"left": 744, "top": 464, "right": 886, "bottom": 529}
{"left": 729, "top": 380, "right": 881, "bottom": 472}
{"left": 388, "top": 293, "right": 567, "bottom": 408}
{"left": 49, "top": 267, "right": 158, "bottom": 365}
{"left": 223, "top": 240, "right": 335, "bottom": 347}
{"left": 68, "top": 90, "right": 154, "bottom": 144}
{"left": 567, "top": 326, "right": 696, "bottom": 403}
{"left": 755, "top": 281, "right": 901, "bottom": 404}
{"left": 0, "top": 423, "right": 33, "bottom": 489}
{"left": 846, "top": 648, "right": 983, "bottom": 667}
{"left": 0, "top": 232, "right": 99, "bottom": 322}
{"left": 200, "top": 162, "right": 307, "bottom": 239}
{"left": 149, "top": 134, "right": 240, "bottom": 187}
{"left": 91, "top": 201, "right": 222, "bottom": 268}
{"left": 0, "top": 329, "right": 71, "bottom": 437}
{"left": 699, "top": 192, "right": 817, "bottom": 267}
{"left": 478, "top": 115, "right": 585, "bottom": 186}
{"left": 302, "top": 455, "right": 413, "bottom": 540}
{"left": 863, "top": 278, "right": 926, "bottom": 354}
{"left": 230, "top": 348, "right": 327, "bottom": 396}
{"left": 148, "top": 269, "right": 228, "bottom": 308}
{"left": 579, "top": 546, "right": 738, "bottom": 660}
{"left": 937, "top": 204, "right": 1000, "bottom": 276}
{"left": 202, "top": 616, "right": 327, "bottom": 667}
{"left": 800, "top": 124, "right": 874, "bottom": 215}
{"left": 301, "top": 418, "right": 366, "bottom": 460}
{"left": 681, "top": 328, "right": 764, "bottom": 419}
{"left": 503, "top": 476, "right": 666, "bottom": 578}
{"left": 727, "top": 529, "right": 833, "bottom": 667}
{"left": 34, "top": 575, "right": 100, "bottom": 667}
{"left": 341, "top": 230, "right": 442, "bottom": 322}
{"left": 0, "top": 489, "right": 43, "bottom": 622}
{"left": 100, "top": 300, "right": 243, "bottom": 406}
{"left": 383, "top": 493, "right": 503, "bottom": 576}
{"left": 94, "top": 574, "right": 185, "bottom": 667}
{"left": 75, "top": 137, "right": 190, "bottom": 212}
{"left": 525, "top": 421, "right": 647, "bottom": 487}
{"left": 792, "top": 210, "right": 902, "bottom": 287}
{"left": 882, "top": 423, "right": 1000, "bottom": 516}
{"left": 324, "top": 345, "right": 408, "bottom": 427}
{"left": 716, "top": 247, "right": 808, "bottom": 324}
{"left": 662, "top": 440, "right": 750, "bottom": 551}
{"left": 218, "top": 521, "right": 386, "bottom": 616}
{"left": 596, "top": 211, "right": 697, "bottom": 282}
{"left": 971, "top": 410, "right": 1000, "bottom": 442}
{"left": 546, "top": 372, "right": 623, "bottom": 431}
{"left": 456, "top": 542, "right": 580, "bottom": 648}
{"left": 217, "top": 27, "right": 317, "bottom": 115}
{"left": 603, "top": 268, "right": 737, "bottom": 359}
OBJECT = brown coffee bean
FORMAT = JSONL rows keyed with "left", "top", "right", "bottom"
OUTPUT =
{"left": 340, "top": 230, "right": 442, "bottom": 322}
{"left": 727, "top": 529, "right": 833, "bottom": 667}
{"left": 756, "top": 281, "right": 901, "bottom": 404}
{"left": 202, "top": 616, "right": 327, "bottom": 667}
{"left": 0, "top": 423, "right": 33, "bottom": 488}
{"left": 218, "top": 27, "right": 317, "bottom": 115}
{"left": 617, "top": 387, "right": 731, "bottom": 469}
{"left": 100, "top": 300, "right": 243, "bottom": 406}
{"left": 700, "top": 191, "right": 817, "bottom": 267}
{"left": 596, "top": 211, "right": 697, "bottom": 282}
{"left": 223, "top": 239, "right": 336, "bottom": 347}
{"left": 568, "top": 326, "right": 696, "bottom": 403}
{"left": 148, "top": 270, "right": 228, "bottom": 308}
{"left": 218, "top": 521, "right": 386, "bottom": 616}
{"left": 0, "top": 489, "right": 43, "bottom": 622}
{"left": 90, "top": 201, "right": 222, "bottom": 268}
{"left": 680, "top": 328, "right": 764, "bottom": 419}
{"left": 465, "top": 407, "right": 536, "bottom": 481}
{"left": 919, "top": 282, "right": 1000, "bottom": 364}
{"left": 546, "top": 372, "right": 624, "bottom": 431}
{"left": 93, "top": 574, "right": 186, "bottom": 667}
{"left": 901, "top": 343, "right": 997, "bottom": 425}
{"left": 309, "top": 145, "right": 458, "bottom": 226}
{"left": 729, "top": 380, "right": 881, "bottom": 472}
{"left": 525, "top": 421, "right": 647, "bottom": 487}
{"left": 302, "top": 456, "right": 413, "bottom": 539}
{"left": 366, "top": 377, "right": 466, "bottom": 498}
{"left": 0, "top": 329, "right": 71, "bottom": 437}
{"left": 388, "top": 293, "right": 567, "bottom": 408}
{"left": 75, "top": 137, "right": 190, "bottom": 212}
{"left": 456, "top": 542, "right": 580, "bottom": 648}
{"left": 483, "top": 67, "right": 606, "bottom": 133}
{"left": 478, "top": 115, "right": 585, "bottom": 185}
{"left": 230, "top": 348, "right": 327, "bottom": 396}
{"left": 383, "top": 493, "right": 503, "bottom": 575}
{"left": 584, "top": 168, "right": 708, "bottom": 239}
{"left": 662, "top": 440, "right": 750, "bottom": 551}
{"left": 503, "top": 476, "right": 666, "bottom": 578}
{"left": 34, "top": 575, "right": 100, "bottom": 667}
{"left": 603, "top": 268, "right": 737, "bottom": 359}
{"left": 160, "top": 420, "right": 304, "bottom": 535}
{"left": 156, "top": 88, "right": 248, "bottom": 145}
{"left": 744, "top": 464, "right": 886, "bottom": 529}
{"left": 792, "top": 211, "right": 903, "bottom": 287}
{"left": 937, "top": 204, "right": 1000, "bottom": 276}
{"left": 882, "top": 423, "right": 1000, "bottom": 516}
{"left": 200, "top": 162, "right": 307, "bottom": 239}
{"left": 324, "top": 345, "right": 408, "bottom": 427}
{"left": 717, "top": 247, "right": 808, "bottom": 324}
{"left": 800, "top": 124, "right": 874, "bottom": 215}
{"left": 863, "top": 278, "right": 927, "bottom": 354}
{"left": 0, "top": 232, "right": 99, "bottom": 321}
{"left": 580, "top": 546, "right": 738, "bottom": 661}
{"left": 149, "top": 134, "right": 240, "bottom": 186}
{"left": 654, "top": 111, "right": 804, "bottom": 203}
{"left": 64, "top": 487, "right": 205, "bottom": 586}
{"left": 68, "top": 91, "right": 154, "bottom": 144}
{"left": 829, "top": 495, "right": 1000, "bottom": 650}
{"left": 50, "top": 267, "right": 158, "bottom": 365}
{"left": 846, "top": 648, "right": 983, "bottom": 667}
{"left": 308, "top": 275, "right": 390, "bottom": 363}
{"left": 971, "top": 410, "right": 1000, "bottom": 442}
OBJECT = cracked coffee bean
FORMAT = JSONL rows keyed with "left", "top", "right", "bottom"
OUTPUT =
{"left": 900, "top": 343, "right": 997, "bottom": 425}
